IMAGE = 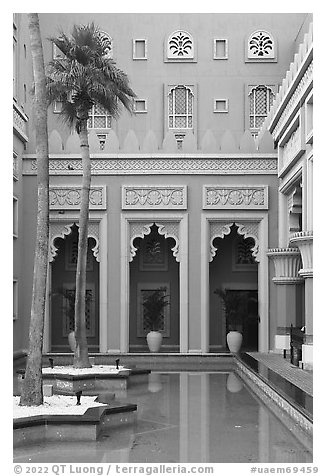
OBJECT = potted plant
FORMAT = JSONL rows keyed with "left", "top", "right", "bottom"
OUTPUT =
{"left": 142, "top": 287, "right": 170, "bottom": 352}
{"left": 214, "top": 287, "right": 247, "bottom": 353}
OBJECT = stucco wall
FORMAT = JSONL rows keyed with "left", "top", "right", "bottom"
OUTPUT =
{"left": 20, "top": 166, "right": 279, "bottom": 351}
{"left": 25, "top": 12, "right": 309, "bottom": 153}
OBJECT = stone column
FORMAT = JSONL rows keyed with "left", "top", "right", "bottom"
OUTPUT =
{"left": 267, "top": 248, "right": 303, "bottom": 355}
{"left": 289, "top": 231, "right": 313, "bottom": 369}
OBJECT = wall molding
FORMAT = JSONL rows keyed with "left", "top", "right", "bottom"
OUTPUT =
{"left": 23, "top": 155, "right": 278, "bottom": 176}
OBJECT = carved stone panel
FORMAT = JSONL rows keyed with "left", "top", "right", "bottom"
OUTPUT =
{"left": 49, "top": 186, "right": 106, "bottom": 210}
{"left": 122, "top": 186, "right": 187, "bottom": 210}
{"left": 203, "top": 186, "right": 268, "bottom": 209}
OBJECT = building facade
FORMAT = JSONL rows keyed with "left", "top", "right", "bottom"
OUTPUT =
{"left": 13, "top": 13, "right": 313, "bottom": 366}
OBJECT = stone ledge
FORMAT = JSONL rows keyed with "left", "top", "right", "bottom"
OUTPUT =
{"left": 13, "top": 400, "right": 137, "bottom": 446}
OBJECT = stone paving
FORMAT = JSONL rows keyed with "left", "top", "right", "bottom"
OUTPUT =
{"left": 248, "top": 352, "right": 313, "bottom": 396}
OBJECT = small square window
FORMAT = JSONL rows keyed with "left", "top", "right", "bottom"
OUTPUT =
{"left": 214, "top": 99, "right": 228, "bottom": 113}
{"left": 133, "top": 39, "right": 147, "bottom": 60}
{"left": 52, "top": 43, "right": 64, "bottom": 59}
{"left": 53, "top": 101, "right": 63, "bottom": 113}
{"left": 213, "top": 39, "right": 228, "bottom": 59}
{"left": 134, "top": 99, "right": 147, "bottom": 113}
{"left": 13, "top": 152, "right": 18, "bottom": 180}
{"left": 13, "top": 280, "right": 18, "bottom": 320}
{"left": 13, "top": 196, "right": 18, "bottom": 238}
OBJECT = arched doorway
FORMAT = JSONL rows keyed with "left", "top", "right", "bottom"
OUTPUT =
{"left": 209, "top": 224, "right": 259, "bottom": 352}
{"left": 129, "top": 224, "right": 180, "bottom": 352}
{"left": 50, "top": 224, "right": 100, "bottom": 352}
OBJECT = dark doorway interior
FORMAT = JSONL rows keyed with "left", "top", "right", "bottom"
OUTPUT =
{"left": 51, "top": 224, "right": 99, "bottom": 352}
{"left": 227, "top": 289, "right": 259, "bottom": 351}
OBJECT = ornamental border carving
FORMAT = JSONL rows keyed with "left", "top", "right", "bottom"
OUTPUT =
{"left": 203, "top": 185, "right": 268, "bottom": 209}
{"left": 129, "top": 221, "right": 180, "bottom": 263}
{"left": 49, "top": 186, "right": 106, "bottom": 210}
{"left": 209, "top": 221, "right": 259, "bottom": 263}
{"left": 49, "top": 221, "right": 100, "bottom": 263}
{"left": 26, "top": 157, "right": 278, "bottom": 176}
{"left": 122, "top": 185, "right": 187, "bottom": 210}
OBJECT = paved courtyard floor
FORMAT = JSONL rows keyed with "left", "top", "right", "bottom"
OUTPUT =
{"left": 247, "top": 352, "right": 313, "bottom": 396}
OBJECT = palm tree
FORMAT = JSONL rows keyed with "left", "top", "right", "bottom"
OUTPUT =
{"left": 20, "top": 13, "right": 49, "bottom": 406}
{"left": 47, "top": 23, "right": 136, "bottom": 367}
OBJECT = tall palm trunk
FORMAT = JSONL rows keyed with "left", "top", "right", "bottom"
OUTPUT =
{"left": 73, "top": 117, "right": 91, "bottom": 368}
{"left": 20, "top": 13, "right": 49, "bottom": 406}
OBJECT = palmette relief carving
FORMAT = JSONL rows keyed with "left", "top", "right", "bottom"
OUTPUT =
{"left": 123, "top": 186, "right": 187, "bottom": 209}
{"left": 49, "top": 187, "right": 106, "bottom": 209}
{"left": 204, "top": 186, "right": 267, "bottom": 209}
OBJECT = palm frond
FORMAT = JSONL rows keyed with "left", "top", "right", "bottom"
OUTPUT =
{"left": 47, "top": 22, "right": 136, "bottom": 133}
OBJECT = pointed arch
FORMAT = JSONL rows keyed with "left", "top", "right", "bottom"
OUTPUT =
{"left": 49, "top": 221, "right": 100, "bottom": 262}
{"left": 129, "top": 221, "right": 180, "bottom": 262}
{"left": 209, "top": 221, "right": 259, "bottom": 263}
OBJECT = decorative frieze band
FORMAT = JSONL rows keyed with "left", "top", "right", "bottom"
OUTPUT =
{"left": 267, "top": 248, "right": 303, "bottom": 284}
{"left": 25, "top": 156, "right": 278, "bottom": 176}
{"left": 203, "top": 186, "right": 268, "bottom": 209}
{"left": 49, "top": 186, "right": 106, "bottom": 210}
{"left": 122, "top": 186, "right": 187, "bottom": 210}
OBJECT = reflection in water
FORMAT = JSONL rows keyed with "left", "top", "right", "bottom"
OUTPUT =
{"left": 227, "top": 372, "right": 243, "bottom": 393}
{"left": 147, "top": 372, "right": 162, "bottom": 393}
{"left": 13, "top": 372, "right": 312, "bottom": 463}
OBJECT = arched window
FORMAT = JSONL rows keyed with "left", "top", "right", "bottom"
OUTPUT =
{"left": 166, "top": 30, "right": 195, "bottom": 61}
{"left": 248, "top": 85, "right": 275, "bottom": 132}
{"left": 98, "top": 30, "right": 113, "bottom": 58}
{"left": 87, "top": 103, "right": 112, "bottom": 130}
{"left": 247, "top": 30, "right": 275, "bottom": 60}
{"left": 168, "top": 85, "right": 194, "bottom": 129}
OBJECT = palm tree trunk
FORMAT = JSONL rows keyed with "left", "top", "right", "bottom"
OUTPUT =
{"left": 73, "top": 118, "right": 91, "bottom": 368}
{"left": 20, "top": 13, "right": 49, "bottom": 406}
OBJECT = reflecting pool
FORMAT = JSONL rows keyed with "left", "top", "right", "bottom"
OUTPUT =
{"left": 13, "top": 371, "right": 312, "bottom": 463}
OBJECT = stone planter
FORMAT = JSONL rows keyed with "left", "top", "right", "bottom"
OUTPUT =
{"left": 146, "top": 331, "right": 163, "bottom": 352}
{"left": 226, "top": 331, "right": 243, "bottom": 353}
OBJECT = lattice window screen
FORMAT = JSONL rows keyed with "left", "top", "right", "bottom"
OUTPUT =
{"left": 249, "top": 85, "right": 275, "bottom": 130}
{"left": 63, "top": 287, "right": 95, "bottom": 337}
{"left": 168, "top": 86, "right": 193, "bottom": 129}
{"left": 88, "top": 103, "right": 112, "bottom": 129}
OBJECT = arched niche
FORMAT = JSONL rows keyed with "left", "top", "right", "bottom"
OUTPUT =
{"left": 49, "top": 221, "right": 100, "bottom": 262}
{"left": 129, "top": 221, "right": 180, "bottom": 262}
{"left": 209, "top": 221, "right": 259, "bottom": 263}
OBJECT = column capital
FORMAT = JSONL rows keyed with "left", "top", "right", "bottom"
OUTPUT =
{"left": 289, "top": 231, "right": 313, "bottom": 278}
{"left": 267, "top": 247, "right": 303, "bottom": 284}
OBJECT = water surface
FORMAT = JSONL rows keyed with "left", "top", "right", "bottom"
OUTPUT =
{"left": 13, "top": 371, "right": 312, "bottom": 463}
